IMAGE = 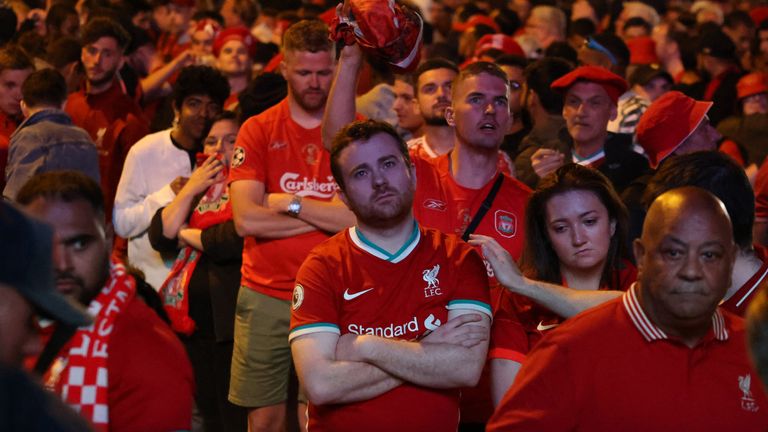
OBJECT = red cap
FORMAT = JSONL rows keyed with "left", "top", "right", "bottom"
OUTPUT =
{"left": 191, "top": 18, "right": 221, "bottom": 40}
{"left": 452, "top": 14, "right": 501, "bottom": 33}
{"left": 213, "top": 26, "right": 257, "bottom": 58}
{"left": 737, "top": 72, "right": 768, "bottom": 100}
{"left": 626, "top": 36, "right": 658, "bottom": 65}
{"left": 475, "top": 34, "right": 525, "bottom": 57}
{"left": 636, "top": 91, "right": 712, "bottom": 168}
{"left": 550, "top": 65, "right": 628, "bottom": 104}
{"left": 751, "top": 6, "right": 768, "bottom": 26}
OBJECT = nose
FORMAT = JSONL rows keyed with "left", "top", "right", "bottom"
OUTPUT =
{"left": 677, "top": 252, "right": 703, "bottom": 281}
{"left": 309, "top": 73, "right": 320, "bottom": 88}
{"left": 484, "top": 102, "right": 496, "bottom": 115}
{"left": 571, "top": 225, "right": 587, "bottom": 247}
{"left": 52, "top": 240, "right": 72, "bottom": 273}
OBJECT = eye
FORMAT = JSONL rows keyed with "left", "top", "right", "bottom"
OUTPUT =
{"left": 383, "top": 159, "right": 396, "bottom": 169}
{"left": 583, "top": 217, "right": 597, "bottom": 226}
{"left": 353, "top": 169, "right": 368, "bottom": 178}
{"left": 468, "top": 95, "right": 482, "bottom": 104}
{"left": 551, "top": 224, "right": 567, "bottom": 234}
{"left": 701, "top": 250, "right": 722, "bottom": 261}
{"left": 663, "top": 248, "right": 683, "bottom": 260}
{"left": 70, "top": 238, "right": 89, "bottom": 251}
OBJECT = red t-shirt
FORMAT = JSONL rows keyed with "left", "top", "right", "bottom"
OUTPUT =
{"left": 407, "top": 136, "right": 515, "bottom": 175}
{"left": 228, "top": 98, "right": 337, "bottom": 300}
{"left": 65, "top": 79, "right": 149, "bottom": 217}
{"left": 289, "top": 225, "right": 492, "bottom": 432}
{"left": 487, "top": 284, "right": 768, "bottom": 431}
{"left": 721, "top": 246, "right": 768, "bottom": 317}
{"left": 755, "top": 159, "right": 768, "bottom": 222}
{"left": 489, "top": 261, "right": 637, "bottom": 362}
{"left": 412, "top": 153, "right": 531, "bottom": 263}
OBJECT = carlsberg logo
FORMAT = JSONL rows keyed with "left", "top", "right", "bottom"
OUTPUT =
{"left": 279, "top": 173, "right": 336, "bottom": 198}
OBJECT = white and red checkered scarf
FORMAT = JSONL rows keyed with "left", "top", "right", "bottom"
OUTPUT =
{"left": 44, "top": 260, "right": 136, "bottom": 431}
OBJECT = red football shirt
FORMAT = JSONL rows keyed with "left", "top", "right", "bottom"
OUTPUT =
{"left": 721, "top": 246, "right": 768, "bottom": 317}
{"left": 488, "top": 284, "right": 768, "bottom": 431}
{"left": 229, "top": 98, "right": 337, "bottom": 300}
{"left": 290, "top": 225, "right": 492, "bottom": 432}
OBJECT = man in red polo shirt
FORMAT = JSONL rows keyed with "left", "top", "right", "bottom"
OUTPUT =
{"left": 489, "top": 187, "right": 768, "bottom": 431}
{"left": 228, "top": 20, "right": 354, "bottom": 432}
{"left": 0, "top": 47, "right": 33, "bottom": 192}
{"left": 66, "top": 17, "right": 149, "bottom": 217}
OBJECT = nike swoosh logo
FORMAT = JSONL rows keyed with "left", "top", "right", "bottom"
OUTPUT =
{"left": 536, "top": 321, "right": 559, "bottom": 331}
{"left": 343, "top": 288, "right": 374, "bottom": 301}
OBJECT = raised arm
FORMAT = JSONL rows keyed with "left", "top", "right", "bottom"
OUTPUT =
{"left": 335, "top": 311, "right": 491, "bottom": 389}
{"left": 230, "top": 179, "right": 317, "bottom": 238}
{"left": 291, "top": 332, "right": 402, "bottom": 405}
{"left": 161, "top": 156, "right": 223, "bottom": 239}
{"left": 470, "top": 234, "right": 621, "bottom": 318}
{"left": 321, "top": 43, "right": 364, "bottom": 150}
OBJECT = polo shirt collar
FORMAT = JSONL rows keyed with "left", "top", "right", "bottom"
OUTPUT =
{"left": 622, "top": 283, "right": 729, "bottom": 342}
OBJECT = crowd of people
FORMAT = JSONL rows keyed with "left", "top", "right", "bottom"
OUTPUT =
{"left": 2, "top": 0, "right": 768, "bottom": 430}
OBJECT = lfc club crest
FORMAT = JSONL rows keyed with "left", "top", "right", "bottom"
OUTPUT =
{"left": 494, "top": 210, "right": 517, "bottom": 238}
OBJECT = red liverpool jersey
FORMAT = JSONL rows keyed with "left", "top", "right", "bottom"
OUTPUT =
{"left": 290, "top": 224, "right": 492, "bottom": 432}
{"left": 229, "top": 99, "right": 337, "bottom": 300}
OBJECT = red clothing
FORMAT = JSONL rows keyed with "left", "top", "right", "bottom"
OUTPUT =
{"left": 721, "top": 246, "right": 768, "bottom": 317}
{"left": 755, "top": 158, "right": 768, "bottom": 222}
{"left": 490, "top": 262, "right": 637, "bottom": 362}
{"left": 228, "top": 98, "right": 337, "bottom": 300}
{"left": 488, "top": 284, "right": 768, "bottom": 431}
{"left": 0, "top": 111, "right": 18, "bottom": 192}
{"left": 65, "top": 79, "right": 149, "bottom": 217}
{"left": 290, "top": 225, "right": 491, "bottom": 432}
{"left": 412, "top": 153, "right": 531, "bottom": 262}
{"left": 407, "top": 136, "right": 515, "bottom": 175}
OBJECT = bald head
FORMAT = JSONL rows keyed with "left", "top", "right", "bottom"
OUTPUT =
{"left": 634, "top": 186, "right": 737, "bottom": 344}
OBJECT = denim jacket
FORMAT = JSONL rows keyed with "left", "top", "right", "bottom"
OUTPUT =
{"left": 3, "top": 109, "right": 100, "bottom": 199}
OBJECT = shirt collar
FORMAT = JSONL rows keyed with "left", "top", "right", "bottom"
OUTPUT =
{"left": 622, "top": 283, "right": 729, "bottom": 342}
{"left": 349, "top": 221, "right": 420, "bottom": 263}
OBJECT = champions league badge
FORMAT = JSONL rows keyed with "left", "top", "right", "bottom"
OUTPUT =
{"left": 292, "top": 284, "right": 304, "bottom": 310}
{"left": 232, "top": 146, "right": 245, "bottom": 168}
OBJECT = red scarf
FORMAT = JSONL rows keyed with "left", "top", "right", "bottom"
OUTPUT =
{"left": 160, "top": 161, "right": 232, "bottom": 335}
{"left": 44, "top": 260, "right": 136, "bottom": 431}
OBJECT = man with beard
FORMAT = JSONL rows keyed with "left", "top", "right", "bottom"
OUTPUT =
{"left": 290, "top": 120, "right": 492, "bottom": 431}
{"left": 17, "top": 171, "right": 194, "bottom": 431}
{"left": 228, "top": 20, "right": 355, "bottom": 432}
{"left": 114, "top": 65, "right": 229, "bottom": 290}
{"left": 488, "top": 187, "right": 768, "bottom": 431}
{"left": 406, "top": 58, "right": 459, "bottom": 159}
{"left": 65, "top": 17, "right": 150, "bottom": 218}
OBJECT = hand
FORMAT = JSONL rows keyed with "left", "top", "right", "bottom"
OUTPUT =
{"left": 421, "top": 314, "right": 487, "bottom": 348}
{"left": 170, "top": 176, "right": 189, "bottom": 195}
{"left": 531, "top": 148, "right": 565, "bottom": 179}
{"left": 468, "top": 234, "right": 526, "bottom": 293}
{"left": 179, "top": 155, "right": 223, "bottom": 197}
{"left": 335, "top": 333, "right": 365, "bottom": 362}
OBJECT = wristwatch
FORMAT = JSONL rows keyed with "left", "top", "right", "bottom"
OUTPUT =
{"left": 287, "top": 195, "right": 303, "bottom": 217}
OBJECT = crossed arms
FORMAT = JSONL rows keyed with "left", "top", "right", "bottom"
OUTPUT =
{"left": 291, "top": 310, "right": 491, "bottom": 405}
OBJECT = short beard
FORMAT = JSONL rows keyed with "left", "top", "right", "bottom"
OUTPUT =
{"left": 88, "top": 70, "right": 117, "bottom": 89}
{"left": 423, "top": 115, "right": 449, "bottom": 127}
{"left": 349, "top": 188, "right": 414, "bottom": 230}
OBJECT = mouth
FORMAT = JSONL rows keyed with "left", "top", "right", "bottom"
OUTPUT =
{"left": 479, "top": 122, "right": 498, "bottom": 131}
{"left": 55, "top": 278, "right": 81, "bottom": 295}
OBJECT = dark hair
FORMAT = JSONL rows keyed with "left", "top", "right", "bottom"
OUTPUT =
{"left": 238, "top": 71, "right": 286, "bottom": 122}
{"left": 544, "top": 41, "right": 578, "bottom": 64}
{"left": 81, "top": 17, "right": 131, "bottom": 51}
{"left": 0, "top": 46, "right": 34, "bottom": 74}
{"left": 590, "top": 33, "right": 629, "bottom": 70}
{"left": 22, "top": 68, "right": 67, "bottom": 107}
{"left": 414, "top": 57, "right": 459, "bottom": 92}
{"left": 172, "top": 65, "right": 230, "bottom": 109}
{"left": 452, "top": 61, "right": 508, "bottom": 100}
{"left": 525, "top": 57, "right": 573, "bottom": 114}
{"left": 569, "top": 17, "right": 597, "bottom": 39}
{"left": 642, "top": 151, "right": 754, "bottom": 249}
{"left": 45, "top": 4, "right": 77, "bottom": 32}
{"left": 725, "top": 10, "right": 754, "bottom": 30}
{"left": 212, "top": 110, "right": 238, "bottom": 125}
{"left": 224, "top": 0, "right": 259, "bottom": 27}
{"left": 46, "top": 36, "right": 81, "bottom": 69}
{"left": 191, "top": 10, "right": 224, "bottom": 25}
{"left": 493, "top": 7, "right": 521, "bottom": 35}
{"left": 0, "top": 8, "right": 17, "bottom": 46}
{"left": 16, "top": 171, "right": 105, "bottom": 218}
{"left": 282, "top": 20, "right": 332, "bottom": 54}
{"left": 521, "top": 163, "right": 629, "bottom": 289}
{"left": 330, "top": 120, "right": 410, "bottom": 191}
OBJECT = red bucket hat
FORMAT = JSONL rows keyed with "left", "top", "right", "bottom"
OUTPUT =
{"left": 213, "top": 26, "right": 257, "bottom": 58}
{"left": 737, "top": 72, "right": 768, "bottom": 100}
{"left": 452, "top": 14, "right": 501, "bottom": 33}
{"left": 330, "top": 0, "right": 424, "bottom": 73}
{"left": 550, "top": 65, "right": 628, "bottom": 104}
{"left": 192, "top": 18, "right": 222, "bottom": 41}
{"left": 635, "top": 91, "right": 712, "bottom": 169}
{"left": 626, "top": 36, "right": 658, "bottom": 65}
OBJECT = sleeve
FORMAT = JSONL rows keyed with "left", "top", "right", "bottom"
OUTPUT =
{"left": 113, "top": 146, "right": 177, "bottom": 238}
{"left": 289, "top": 252, "right": 342, "bottom": 341}
{"left": 488, "top": 290, "right": 528, "bottom": 363}
{"left": 228, "top": 116, "right": 268, "bottom": 184}
{"left": 3, "top": 135, "right": 42, "bottom": 200}
{"left": 200, "top": 220, "right": 244, "bottom": 263}
{"left": 147, "top": 207, "right": 179, "bottom": 254}
{"left": 486, "top": 334, "right": 580, "bottom": 431}
{"left": 108, "top": 301, "right": 194, "bottom": 431}
{"left": 513, "top": 144, "right": 540, "bottom": 190}
{"left": 446, "top": 245, "right": 493, "bottom": 318}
